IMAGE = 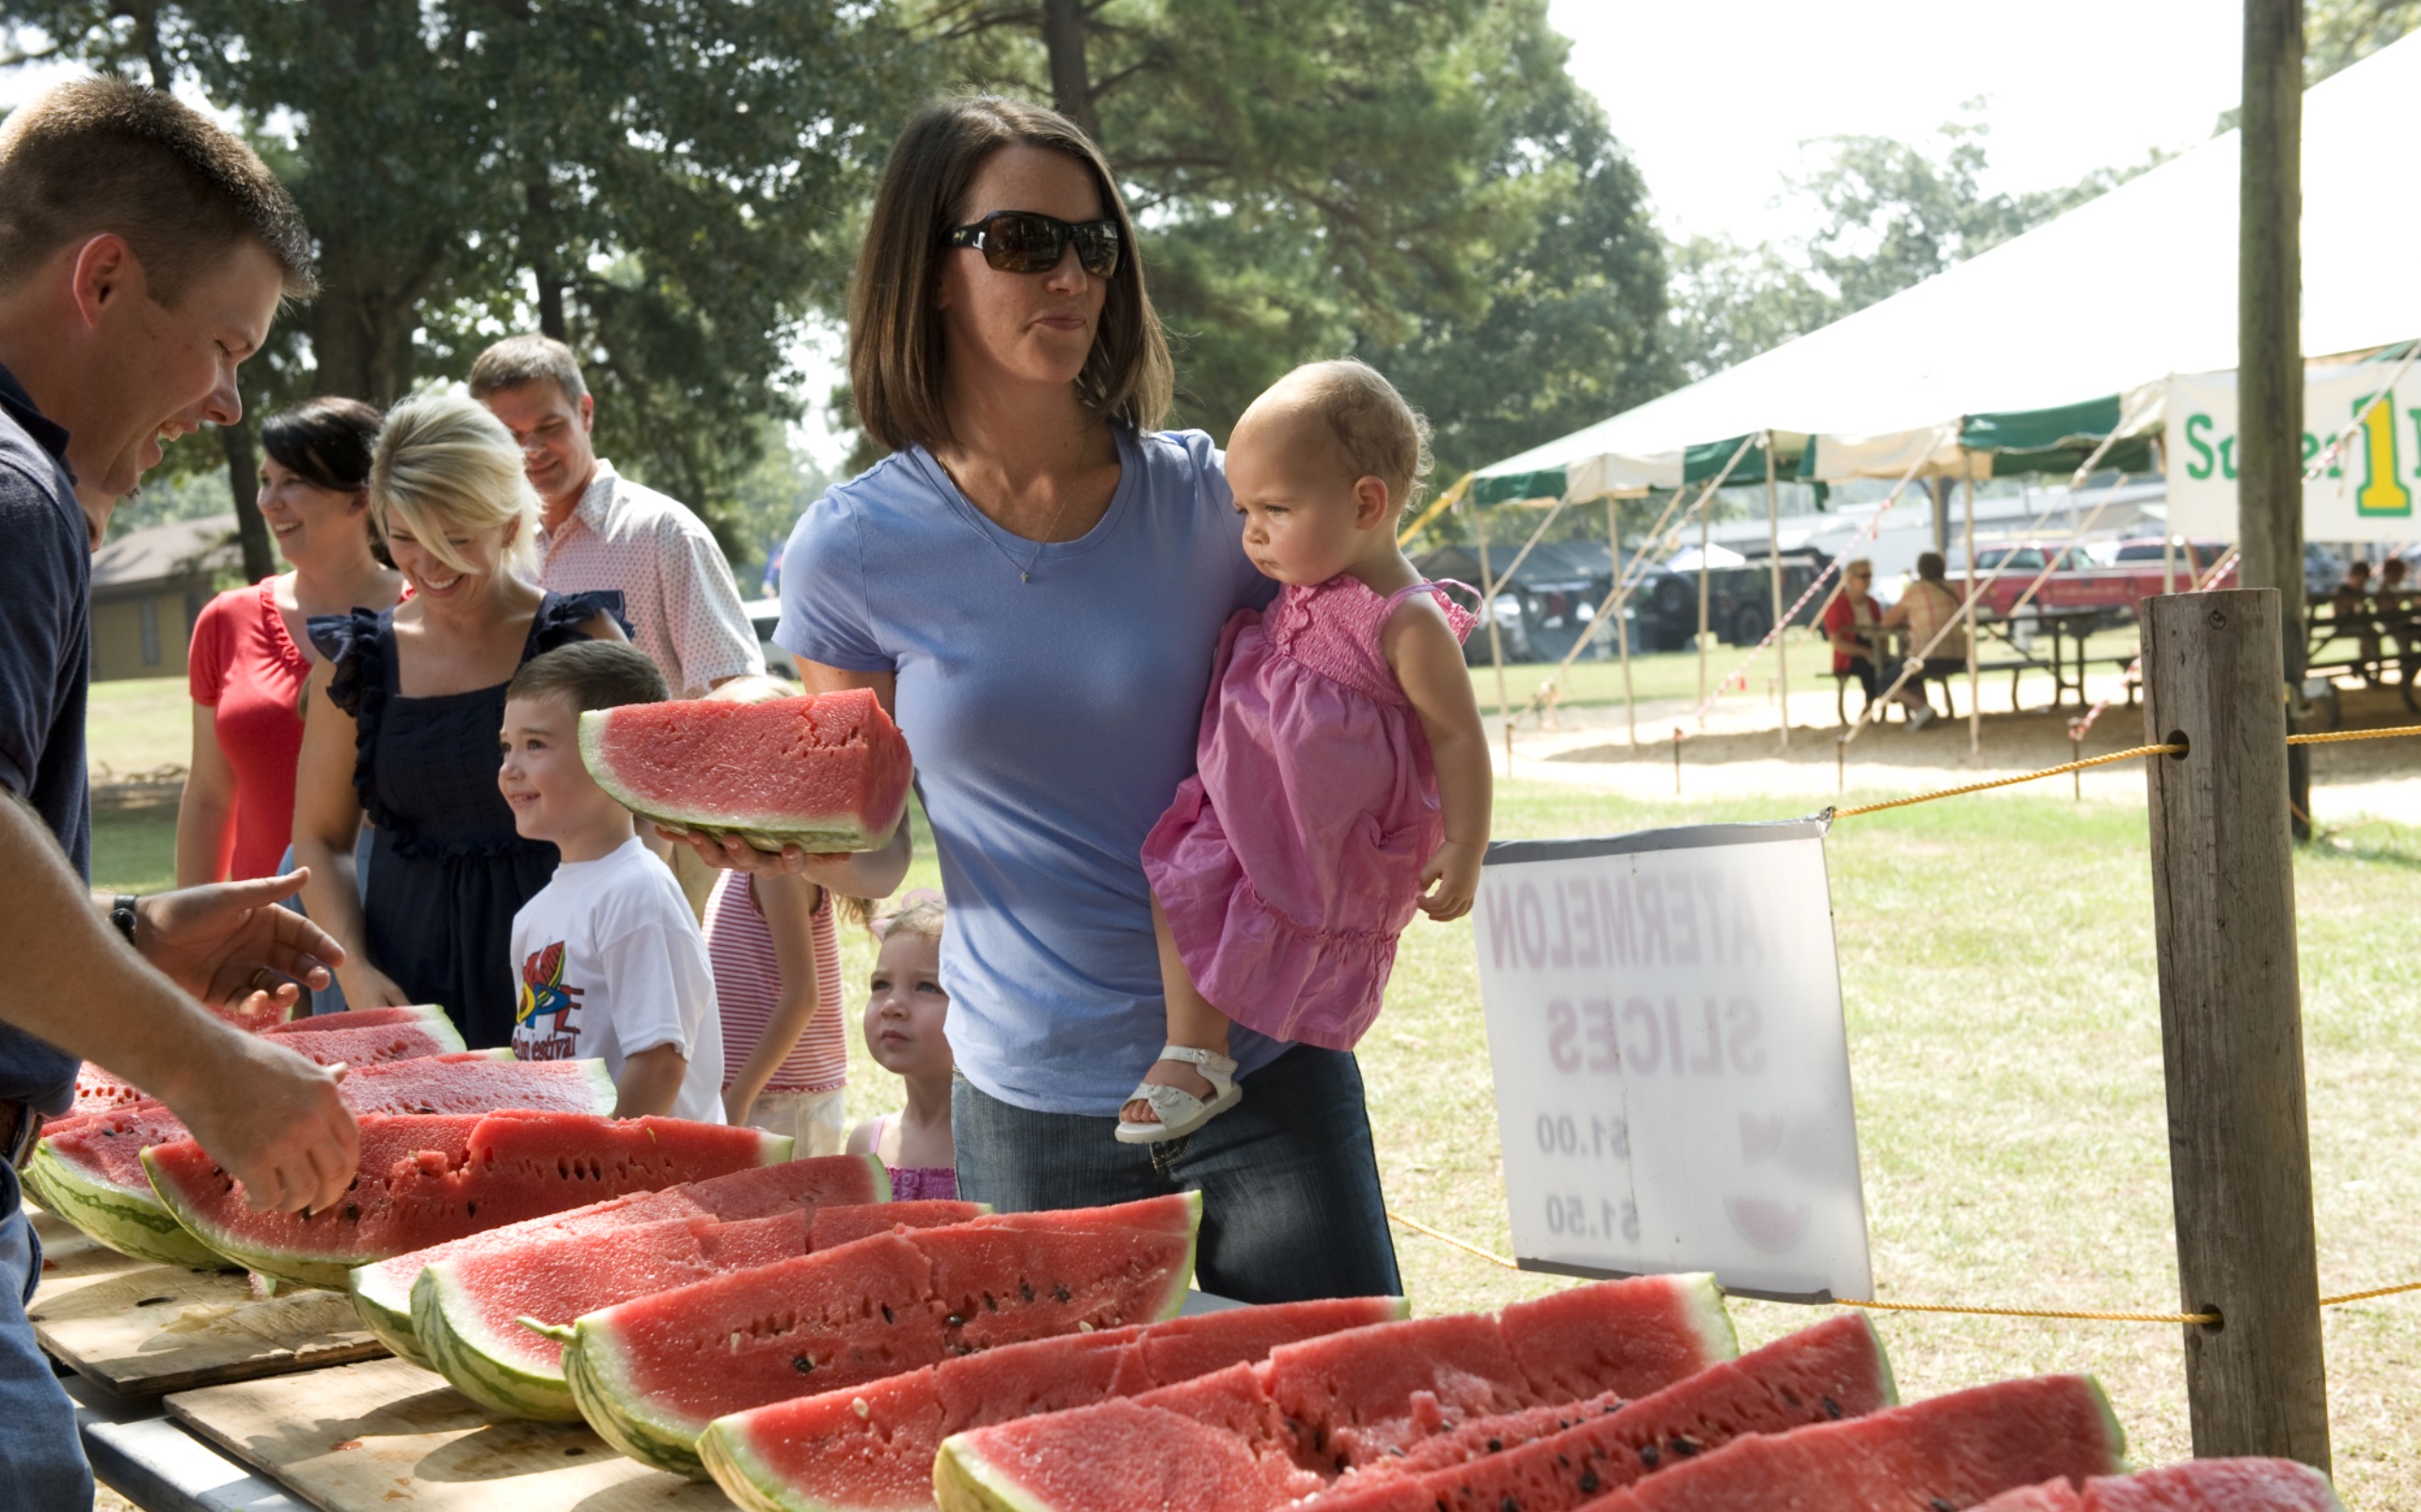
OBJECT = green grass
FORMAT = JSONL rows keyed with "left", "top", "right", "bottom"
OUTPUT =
{"left": 86, "top": 675, "right": 193, "bottom": 780}
{"left": 1369, "top": 782, "right": 2418, "bottom": 1505}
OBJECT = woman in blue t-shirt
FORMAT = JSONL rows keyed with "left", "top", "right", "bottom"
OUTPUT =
{"left": 669, "top": 96, "right": 1399, "bottom": 1304}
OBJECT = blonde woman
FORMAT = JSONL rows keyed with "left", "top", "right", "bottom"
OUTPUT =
{"left": 292, "top": 391, "right": 625, "bottom": 1047}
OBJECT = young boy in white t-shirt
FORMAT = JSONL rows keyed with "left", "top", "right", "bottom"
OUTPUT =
{"left": 498, "top": 641, "right": 725, "bottom": 1122}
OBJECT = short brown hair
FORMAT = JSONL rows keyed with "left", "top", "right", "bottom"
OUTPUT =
{"left": 507, "top": 640, "right": 668, "bottom": 715}
{"left": 0, "top": 76, "right": 314, "bottom": 303}
{"left": 467, "top": 333, "right": 590, "bottom": 407}
{"left": 848, "top": 96, "right": 1172, "bottom": 455}
{"left": 1269, "top": 360, "right": 1432, "bottom": 508}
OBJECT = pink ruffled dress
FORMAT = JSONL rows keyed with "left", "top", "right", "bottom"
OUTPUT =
{"left": 1142, "top": 575, "right": 1477, "bottom": 1050}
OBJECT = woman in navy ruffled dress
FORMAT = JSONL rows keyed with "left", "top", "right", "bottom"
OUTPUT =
{"left": 293, "top": 392, "right": 625, "bottom": 1048}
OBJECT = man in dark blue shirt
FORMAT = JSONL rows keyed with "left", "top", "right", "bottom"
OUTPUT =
{"left": 0, "top": 79, "right": 364, "bottom": 1506}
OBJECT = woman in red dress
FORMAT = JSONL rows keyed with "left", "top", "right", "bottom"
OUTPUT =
{"left": 177, "top": 398, "right": 404, "bottom": 884}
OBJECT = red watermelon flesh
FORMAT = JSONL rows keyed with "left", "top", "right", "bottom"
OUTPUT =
{"left": 1305, "top": 1314, "right": 1894, "bottom": 1512}
{"left": 1975, "top": 1457, "right": 2345, "bottom": 1512}
{"left": 266, "top": 1017, "right": 467, "bottom": 1070}
{"left": 962, "top": 1395, "right": 1325, "bottom": 1512}
{"left": 565, "top": 1193, "right": 1200, "bottom": 1477}
{"left": 144, "top": 1110, "right": 786, "bottom": 1288}
{"left": 1574, "top": 1373, "right": 2124, "bottom": 1512}
{"left": 69, "top": 1065, "right": 147, "bottom": 1119}
{"left": 265, "top": 1004, "right": 452, "bottom": 1036}
{"left": 809, "top": 1198, "right": 989, "bottom": 1250}
{"left": 700, "top": 1296, "right": 1404, "bottom": 1512}
{"left": 578, "top": 687, "right": 913, "bottom": 854}
{"left": 329, "top": 1051, "right": 615, "bottom": 1115}
{"left": 348, "top": 1153, "right": 887, "bottom": 1366}
{"left": 1265, "top": 1273, "right": 1736, "bottom": 1472}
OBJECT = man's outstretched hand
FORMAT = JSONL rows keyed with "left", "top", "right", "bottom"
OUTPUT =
{"left": 165, "top": 1033, "right": 358, "bottom": 1215}
{"left": 134, "top": 870, "right": 342, "bottom": 1010}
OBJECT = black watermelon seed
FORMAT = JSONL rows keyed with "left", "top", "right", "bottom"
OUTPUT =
{"left": 1824, "top": 1395, "right": 1843, "bottom": 1419}
{"left": 945, "top": 1314, "right": 966, "bottom": 1328}
{"left": 1052, "top": 1284, "right": 1071, "bottom": 1303}
{"left": 1932, "top": 1501, "right": 1956, "bottom": 1512}
{"left": 1578, "top": 1469, "right": 1600, "bottom": 1494}
{"left": 465, "top": 1201, "right": 477, "bottom": 1218}
{"left": 984, "top": 1291, "right": 998, "bottom": 1312}
{"left": 880, "top": 1303, "right": 894, "bottom": 1324}
{"left": 792, "top": 1355, "right": 815, "bottom": 1374}
{"left": 1780, "top": 1387, "right": 1801, "bottom": 1408}
{"left": 342, "top": 1203, "right": 361, "bottom": 1221}
{"left": 1020, "top": 1281, "right": 1036, "bottom": 1302}
{"left": 1639, "top": 1444, "right": 1659, "bottom": 1467}
{"left": 1670, "top": 1437, "right": 1699, "bottom": 1457}
{"left": 1501, "top": 1498, "right": 1519, "bottom": 1512}
{"left": 1487, "top": 1438, "right": 1502, "bottom": 1453}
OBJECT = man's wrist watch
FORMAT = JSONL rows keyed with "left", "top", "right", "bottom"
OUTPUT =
{"left": 109, "top": 893, "right": 141, "bottom": 948}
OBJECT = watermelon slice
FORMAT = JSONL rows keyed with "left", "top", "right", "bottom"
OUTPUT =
{"left": 565, "top": 1194, "right": 1202, "bottom": 1479}
{"left": 68, "top": 1064, "right": 150, "bottom": 1120}
{"left": 143, "top": 1110, "right": 790, "bottom": 1289}
{"left": 700, "top": 1296, "right": 1409, "bottom": 1512}
{"left": 348, "top": 1153, "right": 890, "bottom": 1367}
{"left": 22, "top": 1104, "right": 223, "bottom": 1268}
{"left": 327, "top": 1051, "right": 617, "bottom": 1116}
{"left": 258, "top": 1016, "right": 467, "bottom": 1070}
{"left": 579, "top": 687, "right": 913, "bottom": 854}
{"left": 931, "top": 1274, "right": 1740, "bottom": 1511}
{"left": 1575, "top": 1373, "right": 2125, "bottom": 1512}
{"left": 263, "top": 1003, "right": 453, "bottom": 1037}
{"left": 1299, "top": 1315, "right": 1895, "bottom": 1512}
{"left": 1974, "top": 1457, "right": 2344, "bottom": 1511}
{"left": 418, "top": 1199, "right": 984, "bottom": 1421}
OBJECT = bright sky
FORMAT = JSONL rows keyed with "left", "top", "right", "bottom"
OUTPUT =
{"left": 1548, "top": 0, "right": 2246, "bottom": 247}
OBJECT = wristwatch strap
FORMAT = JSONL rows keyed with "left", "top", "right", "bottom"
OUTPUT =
{"left": 109, "top": 893, "right": 140, "bottom": 948}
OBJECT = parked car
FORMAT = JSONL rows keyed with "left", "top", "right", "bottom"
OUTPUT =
{"left": 744, "top": 598, "right": 799, "bottom": 680}
{"left": 1957, "top": 539, "right": 2236, "bottom": 624}
{"left": 1628, "top": 553, "right": 1829, "bottom": 652}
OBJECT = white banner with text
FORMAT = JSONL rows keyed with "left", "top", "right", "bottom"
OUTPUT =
{"left": 1477, "top": 820, "right": 1872, "bottom": 1301}
{"left": 2166, "top": 364, "right": 2421, "bottom": 543}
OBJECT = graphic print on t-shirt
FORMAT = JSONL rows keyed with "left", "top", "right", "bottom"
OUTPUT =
{"left": 514, "top": 939, "right": 584, "bottom": 1061}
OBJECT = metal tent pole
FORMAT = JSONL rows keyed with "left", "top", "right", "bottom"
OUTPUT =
{"left": 1965, "top": 471, "right": 1980, "bottom": 754}
{"left": 1765, "top": 435, "right": 1788, "bottom": 750}
{"left": 1476, "top": 506, "right": 1509, "bottom": 767}
{"left": 1696, "top": 475, "right": 1713, "bottom": 728}
{"left": 1610, "top": 496, "right": 1637, "bottom": 748}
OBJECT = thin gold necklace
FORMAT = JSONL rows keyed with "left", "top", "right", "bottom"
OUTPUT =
{"left": 935, "top": 454, "right": 1075, "bottom": 584}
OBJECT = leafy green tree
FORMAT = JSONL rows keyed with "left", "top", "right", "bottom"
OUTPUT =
{"left": 2308, "top": 0, "right": 2421, "bottom": 76}
{"left": 8, "top": 0, "right": 927, "bottom": 562}
{"left": 924, "top": 0, "right": 1671, "bottom": 474}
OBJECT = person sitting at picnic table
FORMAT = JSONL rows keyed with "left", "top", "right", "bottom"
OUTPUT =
{"left": 1879, "top": 550, "right": 1966, "bottom": 731}
{"left": 2330, "top": 558, "right": 2381, "bottom": 682}
{"left": 1825, "top": 558, "right": 1929, "bottom": 725}
{"left": 2378, "top": 557, "right": 2412, "bottom": 670}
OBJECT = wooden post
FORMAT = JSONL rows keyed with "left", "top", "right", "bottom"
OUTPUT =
{"left": 1610, "top": 496, "right": 1637, "bottom": 748}
{"left": 2239, "top": 0, "right": 2310, "bottom": 839}
{"left": 1696, "top": 484, "right": 1712, "bottom": 727}
{"left": 1765, "top": 435, "right": 1788, "bottom": 750}
{"left": 2141, "top": 587, "right": 2330, "bottom": 1469}
{"left": 1963, "top": 473, "right": 1980, "bottom": 755}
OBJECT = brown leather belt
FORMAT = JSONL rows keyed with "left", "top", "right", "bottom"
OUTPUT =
{"left": 0, "top": 1101, "right": 43, "bottom": 1173}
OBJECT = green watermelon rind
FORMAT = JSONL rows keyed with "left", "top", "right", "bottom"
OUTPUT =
{"left": 1669, "top": 1271, "right": 1742, "bottom": 1366}
{"left": 578, "top": 710, "right": 909, "bottom": 857}
{"left": 933, "top": 1436, "right": 1054, "bottom": 1512}
{"left": 415, "top": 1258, "right": 586, "bottom": 1421}
{"left": 571, "top": 1192, "right": 1205, "bottom": 1480}
{"left": 22, "top": 1138, "right": 229, "bottom": 1270}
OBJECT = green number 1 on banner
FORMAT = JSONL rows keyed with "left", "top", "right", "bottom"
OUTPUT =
{"left": 2353, "top": 392, "right": 2413, "bottom": 517}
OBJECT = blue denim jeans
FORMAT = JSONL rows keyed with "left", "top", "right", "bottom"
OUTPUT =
{"left": 0, "top": 1165, "right": 93, "bottom": 1508}
{"left": 953, "top": 1045, "right": 1401, "bottom": 1305}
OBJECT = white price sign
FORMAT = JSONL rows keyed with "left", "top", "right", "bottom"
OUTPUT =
{"left": 1477, "top": 820, "right": 1872, "bottom": 1302}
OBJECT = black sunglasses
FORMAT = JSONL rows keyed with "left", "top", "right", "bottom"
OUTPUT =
{"left": 945, "top": 211, "right": 1122, "bottom": 278}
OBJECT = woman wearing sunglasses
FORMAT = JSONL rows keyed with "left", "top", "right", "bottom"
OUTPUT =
{"left": 666, "top": 96, "right": 1399, "bottom": 1306}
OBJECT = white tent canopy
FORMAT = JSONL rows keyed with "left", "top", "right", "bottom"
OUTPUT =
{"left": 1477, "top": 31, "right": 2421, "bottom": 495}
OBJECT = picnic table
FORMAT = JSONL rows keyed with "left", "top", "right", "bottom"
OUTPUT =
{"left": 1832, "top": 607, "right": 2115, "bottom": 724}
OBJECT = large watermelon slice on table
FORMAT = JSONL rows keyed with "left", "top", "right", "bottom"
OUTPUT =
{"left": 27, "top": 1054, "right": 615, "bottom": 1267}
{"left": 143, "top": 1110, "right": 789, "bottom": 1289}
{"left": 1575, "top": 1373, "right": 2124, "bottom": 1512}
{"left": 930, "top": 1273, "right": 1739, "bottom": 1512}
{"left": 419, "top": 1199, "right": 983, "bottom": 1421}
{"left": 263, "top": 1003, "right": 453, "bottom": 1037}
{"left": 1299, "top": 1314, "right": 1895, "bottom": 1512}
{"left": 701, "top": 1295, "right": 1408, "bottom": 1512}
{"left": 348, "top": 1153, "right": 889, "bottom": 1368}
{"left": 565, "top": 1194, "right": 1201, "bottom": 1479}
{"left": 579, "top": 687, "right": 912, "bottom": 854}
{"left": 1974, "top": 1457, "right": 2344, "bottom": 1511}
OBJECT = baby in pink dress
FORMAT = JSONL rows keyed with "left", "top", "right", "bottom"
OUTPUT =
{"left": 1120, "top": 360, "right": 1492, "bottom": 1143}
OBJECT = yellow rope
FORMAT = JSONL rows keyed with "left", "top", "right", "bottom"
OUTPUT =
{"left": 2286, "top": 723, "right": 2421, "bottom": 746}
{"left": 1831, "top": 744, "right": 2181, "bottom": 818}
{"left": 1834, "top": 1298, "right": 2215, "bottom": 1325}
{"left": 2319, "top": 1279, "right": 2421, "bottom": 1307}
{"left": 1385, "top": 1208, "right": 1516, "bottom": 1269}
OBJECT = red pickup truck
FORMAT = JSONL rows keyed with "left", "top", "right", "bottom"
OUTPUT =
{"left": 1957, "top": 539, "right": 2237, "bottom": 623}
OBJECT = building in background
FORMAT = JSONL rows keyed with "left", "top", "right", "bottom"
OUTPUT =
{"left": 88, "top": 513, "right": 241, "bottom": 682}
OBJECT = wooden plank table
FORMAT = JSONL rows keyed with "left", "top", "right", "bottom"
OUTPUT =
{"left": 27, "top": 1206, "right": 388, "bottom": 1399}
{"left": 167, "top": 1357, "right": 736, "bottom": 1511}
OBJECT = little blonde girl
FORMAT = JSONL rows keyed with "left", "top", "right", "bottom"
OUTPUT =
{"left": 846, "top": 891, "right": 957, "bottom": 1199}
{"left": 1120, "top": 360, "right": 1490, "bottom": 1142}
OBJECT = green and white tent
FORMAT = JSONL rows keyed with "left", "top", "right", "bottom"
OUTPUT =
{"left": 1472, "top": 29, "right": 2421, "bottom": 541}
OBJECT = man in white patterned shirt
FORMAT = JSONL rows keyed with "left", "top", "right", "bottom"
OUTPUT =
{"left": 470, "top": 334, "right": 764, "bottom": 699}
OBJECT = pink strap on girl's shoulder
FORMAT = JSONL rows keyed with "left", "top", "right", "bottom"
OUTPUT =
{"left": 1386, "top": 578, "right": 1482, "bottom": 611}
